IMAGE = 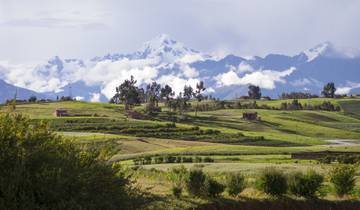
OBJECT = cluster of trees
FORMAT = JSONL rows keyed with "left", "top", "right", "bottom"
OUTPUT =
{"left": 110, "top": 76, "right": 206, "bottom": 115}
{"left": 5, "top": 95, "right": 76, "bottom": 105}
{"left": 319, "top": 154, "right": 360, "bottom": 164}
{"left": 250, "top": 82, "right": 342, "bottom": 100}
{"left": 0, "top": 113, "right": 144, "bottom": 209}
{"left": 280, "top": 100, "right": 341, "bottom": 111}
{"left": 133, "top": 156, "right": 214, "bottom": 165}
{"left": 280, "top": 92, "right": 319, "bottom": 99}
{"left": 229, "top": 100, "right": 340, "bottom": 112}
{"left": 167, "top": 165, "right": 356, "bottom": 199}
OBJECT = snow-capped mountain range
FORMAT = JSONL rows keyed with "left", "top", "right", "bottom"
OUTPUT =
{"left": 0, "top": 34, "right": 360, "bottom": 103}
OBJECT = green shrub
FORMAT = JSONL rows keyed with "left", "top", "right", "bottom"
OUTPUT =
{"left": 171, "top": 186, "right": 183, "bottom": 198}
{"left": 186, "top": 169, "right": 206, "bottom": 197}
{"left": 226, "top": 173, "right": 246, "bottom": 197}
{"left": 0, "top": 114, "right": 141, "bottom": 210}
{"left": 329, "top": 165, "right": 356, "bottom": 197}
{"left": 288, "top": 170, "right": 324, "bottom": 198}
{"left": 204, "top": 176, "right": 225, "bottom": 198}
{"left": 257, "top": 168, "right": 287, "bottom": 197}
{"left": 195, "top": 156, "right": 203, "bottom": 163}
{"left": 165, "top": 122, "right": 176, "bottom": 128}
{"left": 318, "top": 156, "right": 334, "bottom": 164}
{"left": 337, "top": 155, "right": 360, "bottom": 164}
{"left": 182, "top": 157, "right": 193, "bottom": 163}
{"left": 143, "top": 156, "right": 152, "bottom": 165}
{"left": 164, "top": 156, "right": 176, "bottom": 163}
{"left": 203, "top": 157, "right": 214, "bottom": 162}
{"left": 154, "top": 156, "right": 164, "bottom": 164}
{"left": 168, "top": 166, "right": 188, "bottom": 198}
{"left": 175, "top": 156, "right": 182, "bottom": 163}
{"left": 133, "top": 158, "right": 142, "bottom": 165}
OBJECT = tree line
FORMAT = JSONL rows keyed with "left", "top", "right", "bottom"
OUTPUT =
{"left": 110, "top": 76, "right": 206, "bottom": 116}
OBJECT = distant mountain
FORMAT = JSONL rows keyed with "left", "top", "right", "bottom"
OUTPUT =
{"left": 0, "top": 34, "right": 359, "bottom": 102}
{"left": 0, "top": 79, "right": 47, "bottom": 103}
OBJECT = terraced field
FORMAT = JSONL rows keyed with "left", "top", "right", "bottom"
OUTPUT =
{"left": 2, "top": 98, "right": 360, "bottom": 208}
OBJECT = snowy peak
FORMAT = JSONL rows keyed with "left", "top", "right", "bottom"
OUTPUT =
{"left": 91, "top": 34, "right": 201, "bottom": 63}
{"left": 136, "top": 34, "right": 199, "bottom": 62}
{"left": 302, "top": 41, "right": 333, "bottom": 62}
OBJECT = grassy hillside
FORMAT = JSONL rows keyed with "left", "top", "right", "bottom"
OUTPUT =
{"left": 2, "top": 99, "right": 360, "bottom": 147}
{"left": 1, "top": 99, "right": 360, "bottom": 208}
{"left": 0, "top": 101, "right": 126, "bottom": 119}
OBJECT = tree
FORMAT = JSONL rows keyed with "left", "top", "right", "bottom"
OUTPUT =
{"left": 146, "top": 81, "right": 161, "bottom": 106}
{"left": 183, "top": 85, "right": 194, "bottom": 101}
{"left": 0, "top": 113, "right": 142, "bottom": 209}
{"left": 248, "top": 85, "right": 261, "bottom": 99}
{"left": 322, "top": 82, "right": 336, "bottom": 98}
{"left": 145, "top": 82, "right": 161, "bottom": 114}
{"left": 160, "top": 84, "right": 174, "bottom": 109}
{"left": 194, "top": 81, "right": 206, "bottom": 117}
{"left": 28, "top": 95, "right": 37, "bottom": 103}
{"left": 111, "top": 76, "right": 141, "bottom": 110}
{"left": 181, "top": 85, "right": 194, "bottom": 112}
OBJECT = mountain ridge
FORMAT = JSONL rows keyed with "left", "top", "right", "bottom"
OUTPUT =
{"left": 0, "top": 35, "right": 359, "bottom": 102}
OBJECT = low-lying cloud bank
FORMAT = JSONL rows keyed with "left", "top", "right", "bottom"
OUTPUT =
{"left": 0, "top": 53, "right": 300, "bottom": 100}
{"left": 336, "top": 82, "right": 360, "bottom": 95}
{"left": 215, "top": 67, "right": 295, "bottom": 90}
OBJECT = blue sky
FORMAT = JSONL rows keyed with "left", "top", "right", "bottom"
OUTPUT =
{"left": 1, "top": 0, "right": 360, "bottom": 62}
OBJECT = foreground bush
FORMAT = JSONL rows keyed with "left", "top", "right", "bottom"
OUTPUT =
{"left": 226, "top": 173, "right": 246, "bottom": 197}
{"left": 257, "top": 168, "right": 287, "bottom": 197}
{"left": 204, "top": 176, "right": 225, "bottom": 198}
{"left": 186, "top": 169, "right": 206, "bottom": 197}
{"left": 329, "top": 165, "right": 356, "bottom": 197}
{"left": 0, "top": 114, "right": 141, "bottom": 210}
{"left": 168, "top": 166, "right": 188, "bottom": 197}
{"left": 288, "top": 170, "right": 324, "bottom": 198}
{"left": 171, "top": 186, "right": 183, "bottom": 198}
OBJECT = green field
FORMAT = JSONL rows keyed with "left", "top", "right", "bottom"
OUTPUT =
{"left": 2, "top": 98, "right": 360, "bottom": 208}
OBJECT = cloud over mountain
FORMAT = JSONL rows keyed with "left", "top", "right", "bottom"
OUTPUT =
{"left": 215, "top": 67, "right": 295, "bottom": 89}
{"left": 0, "top": 34, "right": 359, "bottom": 102}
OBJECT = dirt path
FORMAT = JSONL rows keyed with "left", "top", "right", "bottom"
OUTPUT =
{"left": 324, "top": 139, "right": 360, "bottom": 146}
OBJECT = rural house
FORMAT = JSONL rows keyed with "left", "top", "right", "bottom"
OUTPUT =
{"left": 242, "top": 112, "right": 258, "bottom": 120}
{"left": 53, "top": 109, "right": 69, "bottom": 117}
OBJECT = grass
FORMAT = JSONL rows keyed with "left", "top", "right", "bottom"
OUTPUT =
{"left": 2, "top": 98, "right": 360, "bottom": 209}
{"left": 3, "top": 99, "right": 360, "bottom": 146}
{"left": 112, "top": 144, "right": 360, "bottom": 161}
{"left": 0, "top": 101, "right": 127, "bottom": 119}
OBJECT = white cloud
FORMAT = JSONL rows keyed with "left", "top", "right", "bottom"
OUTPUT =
{"left": 84, "top": 58, "right": 158, "bottom": 86}
{"left": 74, "top": 96, "right": 84, "bottom": 101}
{"left": 0, "top": 59, "right": 84, "bottom": 93}
{"left": 181, "top": 64, "right": 199, "bottom": 78}
{"left": 90, "top": 93, "right": 101, "bottom": 102}
{"left": 99, "top": 65, "right": 159, "bottom": 99}
{"left": 335, "top": 82, "right": 360, "bottom": 95}
{"left": 238, "top": 62, "right": 254, "bottom": 73}
{"left": 291, "top": 78, "right": 312, "bottom": 87}
{"left": 157, "top": 74, "right": 199, "bottom": 95}
{"left": 336, "top": 87, "right": 352, "bottom": 95}
{"left": 205, "top": 87, "right": 215, "bottom": 93}
{"left": 178, "top": 54, "right": 204, "bottom": 64}
{"left": 215, "top": 67, "right": 295, "bottom": 89}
